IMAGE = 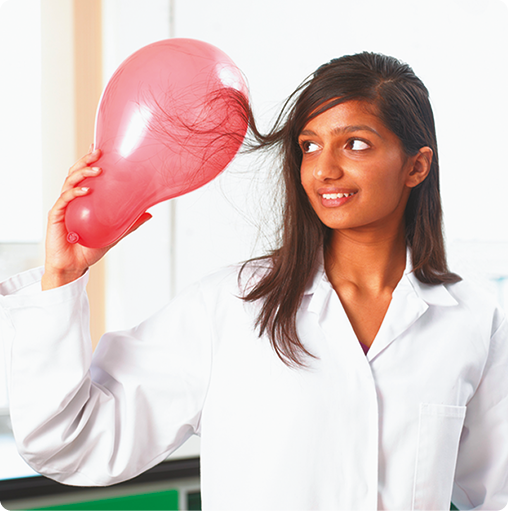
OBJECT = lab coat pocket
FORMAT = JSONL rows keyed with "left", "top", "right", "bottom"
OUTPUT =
{"left": 412, "top": 403, "right": 466, "bottom": 511}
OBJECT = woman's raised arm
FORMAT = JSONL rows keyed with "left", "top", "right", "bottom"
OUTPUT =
{"left": 42, "top": 145, "right": 151, "bottom": 290}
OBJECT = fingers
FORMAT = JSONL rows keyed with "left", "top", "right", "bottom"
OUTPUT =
{"left": 49, "top": 186, "right": 90, "bottom": 224}
{"left": 61, "top": 165, "right": 102, "bottom": 193}
{"left": 62, "top": 146, "right": 102, "bottom": 193}
{"left": 67, "top": 147, "right": 101, "bottom": 177}
{"left": 51, "top": 146, "right": 102, "bottom": 224}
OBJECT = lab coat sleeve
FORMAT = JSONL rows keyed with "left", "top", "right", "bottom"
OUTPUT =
{"left": 452, "top": 310, "right": 508, "bottom": 510}
{"left": 0, "top": 267, "right": 212, "bottom": 486}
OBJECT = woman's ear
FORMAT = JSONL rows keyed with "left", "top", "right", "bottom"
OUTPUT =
{"left": 406, "top": 146, "right": 433, "bottom": 188}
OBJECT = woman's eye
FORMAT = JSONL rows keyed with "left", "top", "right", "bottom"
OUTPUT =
{"left": 349, "top": 139, "right": 369, "bottom": 151}
{"left": 301, "top": 141, "right": 319, "bottom": 154}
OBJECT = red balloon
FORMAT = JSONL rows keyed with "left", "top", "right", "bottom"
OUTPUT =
{"left": 65, "top": 38, "right": 249, "bottom": 248}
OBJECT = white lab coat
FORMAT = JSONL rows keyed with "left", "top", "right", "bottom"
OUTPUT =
{"left": 0, "top": 257, "right": 507, "bottom": 511}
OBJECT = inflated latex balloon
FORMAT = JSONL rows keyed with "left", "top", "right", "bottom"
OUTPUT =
{"left": 65, "top": 38, "right": 249, "bottom": 248}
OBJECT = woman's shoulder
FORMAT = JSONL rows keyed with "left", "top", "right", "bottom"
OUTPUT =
{"left": 173, "top": 258, "right": 273, "bottom": 325}
{"left": 444, "top": 276, "right": 506, "bottom": 333}
{"left": 197, "top": 257, "right": 274, "bottom": 296}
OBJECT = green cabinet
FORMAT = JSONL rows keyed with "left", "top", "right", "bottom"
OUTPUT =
{"left": 17, "top": 490, "right": 178, "bottom": 511}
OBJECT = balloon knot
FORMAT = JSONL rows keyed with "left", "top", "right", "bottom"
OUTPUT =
{"left": 67, "top": 232, "right": 80, "bottom": 244}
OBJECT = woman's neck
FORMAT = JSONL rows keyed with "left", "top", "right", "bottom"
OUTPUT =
{"left": 325, "top": 226, "right": 407, "bottom": 294}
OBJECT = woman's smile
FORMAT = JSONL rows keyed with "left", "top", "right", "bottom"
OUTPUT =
{"left": 319, "top": 189, "right": 357, "bottom": 207}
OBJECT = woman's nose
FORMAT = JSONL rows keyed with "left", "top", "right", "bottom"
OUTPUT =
{"left": 312, "top": 149, "right": 344, "bottom": 181}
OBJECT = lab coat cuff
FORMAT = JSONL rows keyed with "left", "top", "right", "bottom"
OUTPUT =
{"left": 0, "top": 266, "right": 90, "bottom": 309}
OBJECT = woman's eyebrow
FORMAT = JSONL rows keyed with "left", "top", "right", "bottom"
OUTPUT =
{"left": 299, "top": 125, "right": 381, "bottom": 138}
{"left": 334, "top": 125, "right": 381, "bottom": 136}
{"left": 298, "top": 129, "right": 317, "bottom": 137}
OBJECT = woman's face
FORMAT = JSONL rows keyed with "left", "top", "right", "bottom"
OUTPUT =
{"left": 299, "top": 100, "right": 429, "bottom": 237}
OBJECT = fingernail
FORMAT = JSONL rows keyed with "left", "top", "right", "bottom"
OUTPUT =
{"left": 80, "top": 187, "right": 89, "bottom": 193}
{"left": 90, "top": 167, "right": 101, "bottom": 173}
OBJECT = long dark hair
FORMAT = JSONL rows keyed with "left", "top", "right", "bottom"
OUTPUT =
{"left": 242, "top": 52, "right": 461, "bottom": 367}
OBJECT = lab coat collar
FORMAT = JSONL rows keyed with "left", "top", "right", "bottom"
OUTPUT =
{"left": 305, "top": 248, "right": 458, "bottom": 361}
{"left": 403, "top": 251, "right": 458, "bottom": 307}
{"left": 305, "top": 247, "right": 458, "bottom": 317}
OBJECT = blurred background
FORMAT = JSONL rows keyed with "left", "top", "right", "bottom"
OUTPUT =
{"left": 0, "top": 0, "right": 507, "bottom": 509}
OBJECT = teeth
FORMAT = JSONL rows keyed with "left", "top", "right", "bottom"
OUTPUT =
{"left": 322, "top": 192, "right": 355, "bottom": 199}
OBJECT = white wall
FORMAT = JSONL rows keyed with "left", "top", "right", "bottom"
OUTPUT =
{"left": 0, "top": 0, "right": 43, "bottom": 244}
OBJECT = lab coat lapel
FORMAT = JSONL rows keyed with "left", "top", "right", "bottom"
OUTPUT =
{"left": 366, "top": 268, "right": 458, "bottom": 361}
{"left": 311, "top": 272, "right": 431, "bottom": 363}
{"left": 305, "top": 249, "right": 458, "bottom": 363}
{"left": 308, "top": 272, "right": 372, "bottom": 361}
{"left": 366, "top": 273, "right": 429, "bottom": 361}
{"left": 306, "top": 257, "right": 430, "bottom": 362}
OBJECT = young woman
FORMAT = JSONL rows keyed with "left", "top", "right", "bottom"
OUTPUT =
{"left": 1, "top": 53, "right": 507, "bottom": 511}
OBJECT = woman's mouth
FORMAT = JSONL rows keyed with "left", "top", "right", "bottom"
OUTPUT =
{"left": 322, "top": 192, "right": 356, "bottom": 199}
{"left": 319, "top": 191, "right": 357, "bottom": 207}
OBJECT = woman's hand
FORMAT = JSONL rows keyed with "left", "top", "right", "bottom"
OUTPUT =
{"left": 42, "top": 146, "right": 151, "bottom": 290}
